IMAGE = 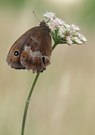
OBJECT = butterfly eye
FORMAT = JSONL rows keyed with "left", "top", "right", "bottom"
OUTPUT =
{"left": 14, "top": 51, "right": 19, "bottom": 56}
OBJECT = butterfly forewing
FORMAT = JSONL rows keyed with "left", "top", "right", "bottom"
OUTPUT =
{"left": 6, "top": 27, "right": 34, "bottom": 69}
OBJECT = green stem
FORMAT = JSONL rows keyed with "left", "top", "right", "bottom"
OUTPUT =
{"left": 21, "top": 73, "right": 40, "bottom": 135}
{"left": 21, "top": 43, "right": 57, "bottom": 135}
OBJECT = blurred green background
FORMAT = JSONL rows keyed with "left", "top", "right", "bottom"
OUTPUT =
{"left": 0, "top": 0, "right": 95, "bottom": 135}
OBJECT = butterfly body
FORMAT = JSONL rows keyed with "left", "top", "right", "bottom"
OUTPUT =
{"left": 6, "top": 21, "right": 52, "bottom": 73}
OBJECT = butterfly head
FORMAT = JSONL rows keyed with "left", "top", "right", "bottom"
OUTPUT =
{"left": 40, "top": 21, "right": 50, "bottom": 33}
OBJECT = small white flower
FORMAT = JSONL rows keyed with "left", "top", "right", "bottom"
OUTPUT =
{"left": 64, "top": 23, "right": 70, "bottom": 29}
{"left": 43, "top": 12, "right": 56, "bottom": 19}
{"left": 71, "top": 24, "right": 80, "bottom": 31}
{"left": 82, "top": 36, "right": 87, "bottom": 42}
{"left": 47, "top": 21, "right": 58, "bottom": 31}
{"left": 66, "top": 36, "right": 73, "bottom": 45}
{"left": 73, "top": 37, "right": 83, "bottom": 44}
{"left": 78, "top": 33, "right": 87, "bottom": 42}
{"left": 56, "top": 18, "right": 65, "bottom": 25}
{"left": 58, "top": 27, "right": 65, "bottom": 37}
{"left": 50, "top": 19, "right": 59, "bottom": 28}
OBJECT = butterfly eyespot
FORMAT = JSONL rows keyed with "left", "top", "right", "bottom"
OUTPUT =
{"left": 14, "top": 51, "right": 19, "bottom": 56}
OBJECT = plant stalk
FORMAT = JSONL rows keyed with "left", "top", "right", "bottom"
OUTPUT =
{"left": 21, "top": 73, "right": 40, "bottom": 135}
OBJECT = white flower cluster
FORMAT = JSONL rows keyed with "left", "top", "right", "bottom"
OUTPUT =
{"left": 43, "top": 12, "right": 87, "bottom": 45}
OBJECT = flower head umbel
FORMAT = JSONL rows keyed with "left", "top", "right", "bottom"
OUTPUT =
{"left": 43, "top": 12, "right": 87, "bottom": 45}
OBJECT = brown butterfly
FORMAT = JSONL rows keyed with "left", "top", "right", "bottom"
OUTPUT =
{"left": 6, "top": 21, "right": 52, "bottom": 73}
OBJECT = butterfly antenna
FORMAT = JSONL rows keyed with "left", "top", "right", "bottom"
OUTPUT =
{"left": 33, "top": 11, "right": 40, "bottom": 23}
